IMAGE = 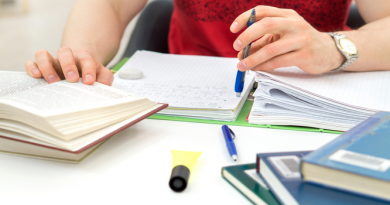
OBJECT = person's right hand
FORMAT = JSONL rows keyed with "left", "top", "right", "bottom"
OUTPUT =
{"left": 25, "top": 47, "right": 114, "bottom": 86}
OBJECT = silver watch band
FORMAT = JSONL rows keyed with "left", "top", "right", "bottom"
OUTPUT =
{"left": 328, "top": 32, "right": 358, "bottom": 71}
{"left": 332, "top": 57, "right": 357, "bottom": 71}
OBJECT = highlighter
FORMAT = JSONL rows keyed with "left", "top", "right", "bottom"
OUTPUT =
{"left": 169, "top": 150, "right": 202, "bottom": 192}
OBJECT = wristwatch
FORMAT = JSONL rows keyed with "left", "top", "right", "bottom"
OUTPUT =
{"left": 328, "top": 32, "right": 359, "bottom": 71}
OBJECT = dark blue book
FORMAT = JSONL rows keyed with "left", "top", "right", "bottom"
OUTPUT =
{"left": 256, "top": 151, "right": 390, "bottom": 205}
{"left": 301, "top": 111, "right": 390, "bottom": 202}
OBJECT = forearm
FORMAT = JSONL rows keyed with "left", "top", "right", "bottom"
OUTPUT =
{"left": 338, "top": 16, "right": 390, "bottom": 72}
{"left": 61, "top": 0, "right": 146, "bottom": 65}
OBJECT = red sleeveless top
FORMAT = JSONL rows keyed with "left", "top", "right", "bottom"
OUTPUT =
{"left": 168, "top": 0, "right": 352, "bottom": 57}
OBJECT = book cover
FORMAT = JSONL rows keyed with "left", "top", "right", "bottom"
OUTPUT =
{"left": 256, "top": 151, "right": 389, "bottom": 205}
{"left": 221, "top": 163, "right": 280, "bottom": 205}
{"left": 301, "top": 111, "right": 390, "bottom": 201}
{"left": 0, "top": 138, "right": 110, "bottom": 164}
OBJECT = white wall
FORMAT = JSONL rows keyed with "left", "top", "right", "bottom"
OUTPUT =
{"left": 0, "top": 0, "right": 149, "bottom": 72}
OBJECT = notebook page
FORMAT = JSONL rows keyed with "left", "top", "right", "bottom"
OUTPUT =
{"left": 256, "top": 67, "right": 390, "bottom": 111}
{"left": 112, "top": 51, "right": 254, "bottom": 110}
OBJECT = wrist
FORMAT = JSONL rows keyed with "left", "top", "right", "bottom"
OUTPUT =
{"left": 325, "top": 33, "right": 346, "bottom": 71}
{"left": 61, "top": 40, "right": 101, "bottom": 61}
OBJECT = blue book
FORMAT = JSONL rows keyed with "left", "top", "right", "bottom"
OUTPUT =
{"left": 301, "top": 111, "right": 390, "bottom": 202}
{"left": 256, "top": 151, "right": 390, "bottom": 205}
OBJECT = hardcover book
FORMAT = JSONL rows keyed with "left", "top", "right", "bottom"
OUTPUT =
{"left": 221, "top": 163, "right": 279, "bottom": 205}
{"left": 0, "top": 71, "right": 167, "bottom": 162}
{"left": 301, "top": 111, "right": 390, "bottom": 201}
{"left": 256, "top": 151, "right": 389, "bottom": 205}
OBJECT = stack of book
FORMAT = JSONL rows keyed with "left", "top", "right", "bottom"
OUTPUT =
{"left": 0, "top": 71, "right": 167, "bottom": 163}
{"left": 222, "top": 111, "right": 390, "bottom": 204}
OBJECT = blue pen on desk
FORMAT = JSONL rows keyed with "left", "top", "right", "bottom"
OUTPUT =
{"left": 222, "top": 125, "right": 238, "bottom": 161}
{"left": 235, "top": 8, "right": 256, "bottom": 97}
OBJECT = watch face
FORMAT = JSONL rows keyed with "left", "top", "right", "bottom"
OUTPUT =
{"left": 339, "top": 38, "right": 358, "bottom": 55}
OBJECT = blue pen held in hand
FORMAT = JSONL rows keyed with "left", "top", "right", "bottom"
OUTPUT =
{"left": 222, "top": 125, "right": 238, "bottom": 161}
{"left": 235, "top": 8, "right": 256, "bottom": 97}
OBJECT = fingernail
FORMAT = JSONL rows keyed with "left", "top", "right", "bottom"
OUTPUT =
{"left": 31, "top": 68, "right": 39, "bottom": 76}
{"left": 231, "top": 22, "right": 238, "bottom": 31}
{"left": 84, "top": 74, "right": 93, "bottom": 83}
{"left": 238, "top": 61, "right": 246, "bottom": 70}
{"left": 67, "top": 71, "right": 77, "bottom": 81}
{"left": 48, "top": 75, "right": 58, "bottom": 83}
{"left": 234, "top": 39, "right": 242, "bottom": 50}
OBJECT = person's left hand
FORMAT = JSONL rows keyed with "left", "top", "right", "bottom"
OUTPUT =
{"left": 230, "top": 6, "right": 345, "bottom": 74}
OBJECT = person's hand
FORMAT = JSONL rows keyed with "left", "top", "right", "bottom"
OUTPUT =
{"left": 25, "top": 47, "right": 114, "bottom": 85}
{"left": 230, "top": 6, "right": 345, "bottom": 74}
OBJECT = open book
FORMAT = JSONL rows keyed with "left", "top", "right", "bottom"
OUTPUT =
{"left": 248, "top": 67, "right": 390, "bottom": 131}
{"left": 112, "top": 51, "right": 255, "bottom": 121}
{"left": 0, "top": 71, "right": 167, "bottom": 162}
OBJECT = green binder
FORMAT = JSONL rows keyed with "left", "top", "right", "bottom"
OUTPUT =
{"left": 112, "top": 58, "right": 342, "bottom": 134}
{"left": 221, "top": 163, "right": 280, "bottom": 205}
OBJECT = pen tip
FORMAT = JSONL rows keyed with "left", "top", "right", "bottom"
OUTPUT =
{"left": 232, "top": 155, "right": 238, "bottom": 161}
{"left": 236, "top": 93, "right": 241, "bottom": 97}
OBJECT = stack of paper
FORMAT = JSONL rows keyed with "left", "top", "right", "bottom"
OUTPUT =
{"left": 113, "top": 51, "right": 255, "bottom": 121}
{"left": 249, "top": 67, "right": 390, "bottom": 131}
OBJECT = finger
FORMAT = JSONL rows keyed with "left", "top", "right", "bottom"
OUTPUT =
{"left": 75, "top": 51, "right": 97, "bottom": 85}
{"left": 57, "top": 47, "right": 80, "bottom": 83}
{"left": 52, "top": 58, "right": 66, "bottom": 80}
{"left": 35, "top": 49, "right": 61, "bottom": 84}
{"left": 96, "top": 66, "right": 114, "bottom": 86}
{"left": 250, "top": 52, "right": 302, "bottom": 72}
{"left": 234, "top": 17, "right": 296, "bottom": 51}
{"left": 237, "top": 34, "right": 275, "bottom": 60}
{"left": 25, "top": 60, "right": 42, "bottom": 78}
{"left": 237, "top": 35, "right": 305, "bottom": 71}
{"left": 230, "top": 5, "right": 298, "bottom": 33}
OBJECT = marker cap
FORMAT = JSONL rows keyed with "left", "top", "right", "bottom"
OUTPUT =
{"left": 169, "top": 165, "right": 190, "bottom": 192}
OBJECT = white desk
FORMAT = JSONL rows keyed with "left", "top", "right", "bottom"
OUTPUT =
{"left": 0, "top": 119, "right": 338, "bottom": 205}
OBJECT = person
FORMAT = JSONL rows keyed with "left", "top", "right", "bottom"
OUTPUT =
{"left": 24, "top": 0, "right": 390, "bottom": 86}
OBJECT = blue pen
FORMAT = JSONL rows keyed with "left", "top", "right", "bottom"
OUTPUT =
{"left": 222, "top": 125, "right": 238, "bottom": 161}
{"left": 235, "top": 8, "right": 256, "bottom": 97}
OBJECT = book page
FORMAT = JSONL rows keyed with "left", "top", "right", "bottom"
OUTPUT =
{"left": 0, "top": 104, "right": 165, "bottom": 151}
{"left": 256, "top": 67, "right": 390, "bottom": 111}
{"left": 0, "top": 71, "right": 47, "bottom": 97}
{"left": 112, "top": 51, "right": 254, "bottom": 110}
{"left": 0, "top": 80, "right": 143, "bottom": 116}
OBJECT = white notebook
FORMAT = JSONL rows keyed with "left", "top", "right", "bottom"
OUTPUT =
{"left": 112, "top": 51, "right": 255, "bottom": 121}
{"left": 249, "top": 67, "right": 390, "bottom": 131}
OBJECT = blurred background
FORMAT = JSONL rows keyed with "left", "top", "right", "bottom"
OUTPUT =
{"left": 0, "top": 0, "right": 144, "bottom": 72}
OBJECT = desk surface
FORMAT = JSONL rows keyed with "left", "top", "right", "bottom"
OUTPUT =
{"left": 0, "top": 119, "right": 338, "bottom": 205}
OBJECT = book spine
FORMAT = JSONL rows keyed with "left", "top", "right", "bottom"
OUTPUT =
{"left": 302, "top": 112, "right": 383, "bottom": 164}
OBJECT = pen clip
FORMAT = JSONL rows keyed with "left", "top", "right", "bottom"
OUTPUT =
{"left": 228, "top": 128, "right": 236, "bottom": 140}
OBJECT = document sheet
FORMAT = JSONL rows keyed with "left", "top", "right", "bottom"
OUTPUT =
{"left": 256, "top": 67, "right": 390, "bottom": 111}
{"left": 112, "top": 51, "right": 255, "bottom": 110}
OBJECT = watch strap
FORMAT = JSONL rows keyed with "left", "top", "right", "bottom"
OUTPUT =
{"left": 331, "top": 57, "right": 357, "bottom": 71}
{"left": 328, "top": 32, "right": 358, "bottom": 71}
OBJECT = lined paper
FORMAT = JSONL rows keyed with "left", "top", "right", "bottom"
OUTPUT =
{"left": 256, "top": 67, "right": 390, "bottom": 111}
{"left": 113, "top": 51, "right": 254, "bottom": 110}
